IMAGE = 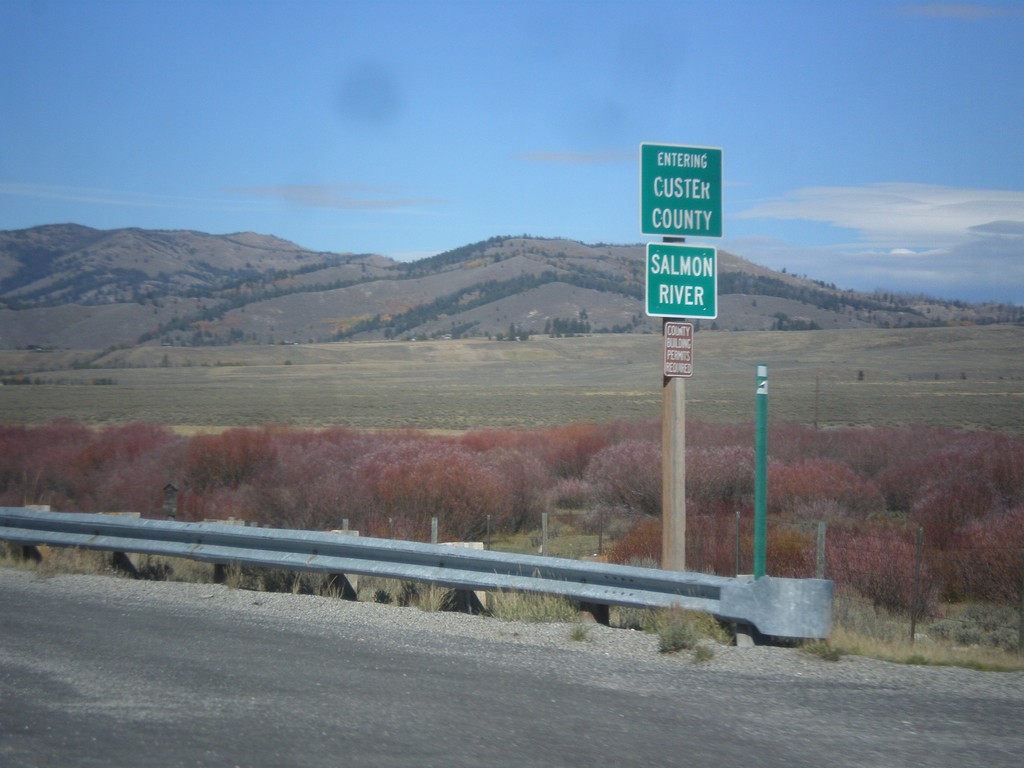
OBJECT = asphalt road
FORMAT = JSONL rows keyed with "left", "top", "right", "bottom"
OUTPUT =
{"left": 2, "top": 569, "right": 1021, "bottom": 768}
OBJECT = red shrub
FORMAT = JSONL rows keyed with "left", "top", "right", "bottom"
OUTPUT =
{"left": 768, "top": 459, "right": 885, "bottom": 518}
{"left": 80, "top": 424, "right": 182, "bottom": 514}
{"left": 686, "top": 507, "right": 748, "bottom": 576}
{"left": 608, "top": 517, "right": 661, "bottom": 567}
{"left": 826, "top": 525, "right": 935, "bottom": 614}
{"left": 877, "top": 456, "right": 942, "bottom": 514}
{"left": 181, "top": 428, "right": 277, "bottom": 491}
{"left": 686, "top": 507, "right": 813, "bottom": 578}
{"left": 832, "top": 425, "right": 950, "bottom": 477}
{"left": 878, "top": 431, "right": 1024, "bottom": 517}
{"left": 179, "top": 485, "right": 253, "bottom": 522}
{"left": 686, "top": 421, "right": 753, "bottom": 451}
{"left": 484, "top": 448, "right": 552, "bottom": 532}
{"left": 947, "top": 506, "right": 1024, "bottom": 602}
{"left": 766, "top": 424, "right": 951, "bottom": 477}
{"left": 0, "top": 421, "right": 94, "bottom": 509}
{"left": 909, "top": 472, "right": 1000, "bottom": 548}
{"left": 344, "top": 440, "right": 510, "bottom": 541}
{"left": 584, "top": 439, "right": 661, "bottom": 517}
{"left": 546, "top": 477, "right": 596, "bottom": 510}
{"left": 955, "top": 432, "right": 1024, "bottom": 508}
{"left": 686, "top": 446, "right": 754, "bottom": 505}
{"left": 535, "top": 423, "right": 612, "bottom": 478}
{"left": 458, "top": 427, "right": 545, "bottom": 456}
{"left": 767, "top": 527, "right": 815, "bottom": 578}
{"left": 0, "top": 421, "right": 181, "bottom": 513}
{"left": 245, "top": 427, "right": 384, "bottom": 529}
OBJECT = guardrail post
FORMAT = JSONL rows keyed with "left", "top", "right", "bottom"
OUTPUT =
{"left": 111, "top": 551, "right": 140, "bottom": 578}
{"left": 4, "top": 542, "right": 41, "bottom": 564}
{"left": 453, "top": 588, "right": 486, "bottom": 614}
{"left": 324, "top": 573, "right": 358, "bottom": 600}
{"left": 577, "top": 601, "right": 610, "bottom": 626}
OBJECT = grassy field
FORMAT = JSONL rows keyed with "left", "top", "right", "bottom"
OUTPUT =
{"left": 1, "top": 325, "right": 1022, "bottom": 431}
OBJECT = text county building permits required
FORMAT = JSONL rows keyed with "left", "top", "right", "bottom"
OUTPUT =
{"left": 663, "top": 321, "right": 694, "bottom": 378}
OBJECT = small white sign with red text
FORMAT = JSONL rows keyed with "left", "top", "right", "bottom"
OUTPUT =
{"left": 663, "top": 321, "right": 694, "bottom": 378}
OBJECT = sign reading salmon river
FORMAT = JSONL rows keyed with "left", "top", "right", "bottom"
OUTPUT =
{"left": 663, "top": 321, "right": 694, "bottom": 378}
{"left": 645, "top": 242, "right": 718, "bottom": 319}
{"left": 639, "top": 143, "right": 722, "bottom": 238}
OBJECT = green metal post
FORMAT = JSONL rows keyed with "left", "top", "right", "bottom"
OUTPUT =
{"left": 754, "top": 364, "right": 768, "bottom": 579}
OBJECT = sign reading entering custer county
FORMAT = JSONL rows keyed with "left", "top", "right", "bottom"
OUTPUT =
{"left": 640, "top": 143, "right": 722, "bottom": 238}
{"left": 645, "top": 242, "right": 718, "bottom": 319}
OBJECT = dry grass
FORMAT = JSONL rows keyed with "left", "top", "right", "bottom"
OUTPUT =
{"left": 829, "top": 625, "right": 1024, "bottom": 671}
{"left": 486, "top": 590, "right": 581, "bottom": 623}
{"left": 831, "top": 588, "right": 1024, "bottom": 671}
{"left": 490, "top": 529, "right": 605, "bottom": 560}
{"left": 1, "top": 327, "right": 1021, "bottom": 431}
{"left": 1, "top": 543, "right": 114, "bottom": 577}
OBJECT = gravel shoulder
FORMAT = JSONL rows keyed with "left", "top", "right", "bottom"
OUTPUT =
{"left": 4, "top": 564, "right": 1022, "bottom": 703}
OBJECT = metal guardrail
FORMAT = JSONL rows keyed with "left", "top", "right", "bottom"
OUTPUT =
{"left": 0, "top": 507, "right": 833, "bottom": 639}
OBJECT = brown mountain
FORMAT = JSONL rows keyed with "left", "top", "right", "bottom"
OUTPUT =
{"left": 0, "top": 224, "right": 1018, "bottom": 350}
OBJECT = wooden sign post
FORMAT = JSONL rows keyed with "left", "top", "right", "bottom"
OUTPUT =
{"left": 641, "top": 142, "right": 722, "bottom": 573}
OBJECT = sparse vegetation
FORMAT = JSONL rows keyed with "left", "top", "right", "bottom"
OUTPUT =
{"left": 657, "top": 613, "right": 701, "bottom": 653}
{"left": 486, "top": 591, "right": 581, "bottom": 624}
{"left": 692, "top": 645, "right": 716, "bottom": 663}
{"left": 569, "top": 623, "right": 590, "bottom": 642}
{"left": 2, "top": 320, "right": 1024, "bottom": 672}
{"left": 801, "top": 639, "right": 844, "bottom": 662}
{"left": 653, "top": 607, "right": 729, "bottom": 658}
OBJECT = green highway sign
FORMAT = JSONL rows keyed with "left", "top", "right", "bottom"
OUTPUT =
{"left": 645, "top": 242, "right": 718, "bottom": 319}
{"left": 639, "top": 143, "right": 722, "bottom": 238}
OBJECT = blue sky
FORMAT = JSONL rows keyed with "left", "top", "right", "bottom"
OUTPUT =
{"left": 2, "top": 0, "right": 1023, "bottom": 304}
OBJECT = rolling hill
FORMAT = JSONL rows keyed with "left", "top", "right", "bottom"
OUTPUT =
{"left": 0, "top": 224, "right": 1019, "bottom": 350}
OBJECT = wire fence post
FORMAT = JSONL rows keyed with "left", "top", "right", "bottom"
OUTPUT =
{"left": 816, "top": 520, "right": 827, "bottom": 579}
{"left": 541, "top": 512, "right": 548, "bottom": 556}
{"left": 431, "top": 516, "right": 438, "bottom": 545}
{"left": 910, "top": 526, "right": 924, "bottom": 645}
{"left": 1018, "top": 549, "right": 1024, "bottom": 656}
{"left": 734, "top": 506, "right": 741, "bottom": 577}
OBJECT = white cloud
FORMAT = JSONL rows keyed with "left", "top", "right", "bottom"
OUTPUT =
{"left": 225, "top": 184, "right": 446, "bottom": 212}
{"left": 0, "top": 182, "right": 208, "bottom": 209}
{"left": 727, "top": 235, "right": 1024, "bottom": 304}
{"left": 899, "top": 4, "right": 1023, "bottom": 20}
{"left": 737, "top": 183, "right": 1024, "bottom": 249}
{"left": 516, "top": 150, "right": 633, "bottom": 165}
